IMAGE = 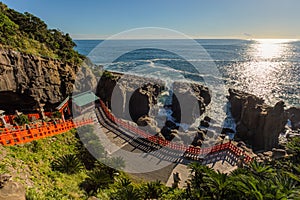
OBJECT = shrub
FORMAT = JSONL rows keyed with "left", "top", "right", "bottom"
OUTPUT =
{"left": 52, "top": 111, "right": 62, "bottom": 119}
{"left": 80, "top": 168, "right": 114, "bottom": 194}
{"left": 52, "top": 154, "right": 83, "bottom": 174}
{"left": 14, "top": 114, "right": 29, "bottom": 125}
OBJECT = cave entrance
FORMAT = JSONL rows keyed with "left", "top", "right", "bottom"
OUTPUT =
{"left": 0, "top": 91, "right": 38, "bottom": 114}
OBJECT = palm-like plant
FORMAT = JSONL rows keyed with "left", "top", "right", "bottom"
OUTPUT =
{"left": 232, "top": 175, "right": 264, "bottom": 200}
{"left": 188, "top": 162, "right": 214, "bottom": 189}
{"left": 103, "top": 156, "right": 125, "bottom": 170}
{"left": 143, "top": 180, "right": 164, "bottom": 199}
{"left": 118, "top": 185, "right": 141, "bottom": 200}
{"left": 81, "top": 168, "right": 114, "bottom": 194}
{"left": 117, "top": 177, "right": 132, "bottom": 188}
{"left": 203, "top": 171, "right": 231, "bottom": 200}
{"left": 270, "top": 172, "right": 299, "bottom": 199}
{"left": 14, "top": 114, "right": 29, "bottom": 125}
{"left": 52, "top": 154, "right": 83, "bottom": 174}
{"left": 247, "top": 160, "right": 275, "bottom": 179}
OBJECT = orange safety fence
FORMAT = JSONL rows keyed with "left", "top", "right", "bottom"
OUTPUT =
{"left": 0, "top": 118, "right": 93, "bottom": 146}
{"left": 99, "top": 100, "right": 253, "bottom": 163}
{"left": 1, "top": 112, "right": 54, "bottom": 126}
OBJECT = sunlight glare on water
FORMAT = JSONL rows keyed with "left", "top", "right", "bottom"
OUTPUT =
{"left": 226, "top": 39, "right": 299, "bottom": 106}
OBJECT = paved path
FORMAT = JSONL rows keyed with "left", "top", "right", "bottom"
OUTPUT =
{"left": 92, "top": 108, "right": 183, "bottom": 183}
{"left": 87, "top": 106, "right": 240, "bottom": 187}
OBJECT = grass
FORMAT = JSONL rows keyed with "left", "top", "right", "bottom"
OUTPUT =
{"left": 0, "top": 126, "right": 132, "bottom": 199}
{"left": 0, "top": 129, "right": 88, "bottom": 199}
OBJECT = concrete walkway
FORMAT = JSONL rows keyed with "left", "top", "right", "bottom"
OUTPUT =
{"left": 79, "top": 108, "right": 239, "bottom": 186}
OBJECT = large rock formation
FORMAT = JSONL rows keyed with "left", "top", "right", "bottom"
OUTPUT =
{"left": 172, "top": 82, "right": 211, "bottom": 125}
{"left": 0, "top": 48, "right": 97, "bottom": 112}
{"left": 97, "top": 73, "right": 164, "bottom": 121}
{"left": 228, "top": 89, "right": 287, "bottom": 151}
{"left": 96, "top": 72, "right": 211, "bottom": 130}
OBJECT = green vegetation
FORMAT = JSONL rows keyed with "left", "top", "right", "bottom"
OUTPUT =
{"left": 52, "top": 111, "right": 62, "bottom": 119}
{"left": 1, "top": 125, "right": 300, "bottom": 199}
{"left": 13, "top": 114, "right": 29, "bottom": 125}
{"left": 52, "top": 154, "right": 83, "bottom": 174}
{"left": 101, "top": 70, "right": 118, "bottom": 80}
{"left": 0, "top": 2, "right": 83, "bottom": 64}
{"left": 0, "top": 126, "right": 125, "bottom": 199}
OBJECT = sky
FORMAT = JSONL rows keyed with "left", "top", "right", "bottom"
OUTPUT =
{"left": 2, "top": 0, "right": 300, "bottom": 39}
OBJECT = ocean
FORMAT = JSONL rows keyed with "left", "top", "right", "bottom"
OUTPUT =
{"left": 74, "top": 39, "right": 300, "bottom": 133}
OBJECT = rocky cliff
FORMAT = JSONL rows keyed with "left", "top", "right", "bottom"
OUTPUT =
{"left": 228, "top": 89, "right": 288, "bottom": 151}
{"left": 0, "top": 48, "right": 97, "bottom": 112}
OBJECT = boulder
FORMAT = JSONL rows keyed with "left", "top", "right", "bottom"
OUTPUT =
{"left": 97, "top": 73, "right": 212, "bottom": 137}
{"left": 200, "top": 120, "right": 210, "bottom": 128}
{"left": 0, "top": 175, "right": 25, "bottom": 200}
{"left": 272, "top": 148, "right": 287, "bottom": 159}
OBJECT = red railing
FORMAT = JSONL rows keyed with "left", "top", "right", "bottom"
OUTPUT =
{"left": 0, "top": 119, "right": 93, "bottom": 146}
{"left": 99, "top": 100, "right": 252, "bottom": 163}
{"left": 1, "top": 112, "right": 53, "bottom": 126}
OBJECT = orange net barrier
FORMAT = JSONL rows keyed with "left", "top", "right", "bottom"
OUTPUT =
{"left": 0, "top": 119, "right": 93, "bottom": 146}
{"left": 99, "top": 100, "right": 253, "bottom": 163}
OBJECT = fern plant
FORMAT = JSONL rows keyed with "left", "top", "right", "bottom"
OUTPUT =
{"left": 52, "top": 154, "right": 83, "bottom": 174}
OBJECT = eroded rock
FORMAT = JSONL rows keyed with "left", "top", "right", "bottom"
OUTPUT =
{"left": 228, "top": 89, "right": 287, "bottom": 151}
{"left": 0, "top": 48, "right": 97, "bottom": 112}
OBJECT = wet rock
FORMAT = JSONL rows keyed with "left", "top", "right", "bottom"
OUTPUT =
{"left": 172, "top": 82, "right": 211, "bottom": 125}
{"left": 97, "top": 72, "right": 212, "bottom": 132}
{"left": 165, "top": 120, "right": 178, "bottom": 129}
{"left": 221, "top": 128, "right": 235, "bottom": 135}
{"left": 200, "top": 120, "right": 210, "bottom": 128}
{"left": 286, "top": 107, "right": 300, "bottom": 130}
{"left": 204, "top": 116, "right": 211, "bottom": 122}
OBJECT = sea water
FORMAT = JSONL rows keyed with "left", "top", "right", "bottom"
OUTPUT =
{"left": 75, "top": 39, "right": 300, "bottom": 135}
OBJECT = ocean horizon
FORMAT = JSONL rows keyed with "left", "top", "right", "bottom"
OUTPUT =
{"left": 75, "top": 39, "right": 300, "bottom": 108}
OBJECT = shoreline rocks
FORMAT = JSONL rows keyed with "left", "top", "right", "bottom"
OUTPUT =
{"left": 228, "top": 88, "right": 288, "bottom": 151}
{"left": 286, "top": 107, "right": 300, "bottom": 130}
{"left": 97, "top": 72, "right": 211, "bottom": 129}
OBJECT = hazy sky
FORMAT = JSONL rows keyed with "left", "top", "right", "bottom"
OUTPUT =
{"left": 2, "top": 0, "right": 300, "bottom": 39}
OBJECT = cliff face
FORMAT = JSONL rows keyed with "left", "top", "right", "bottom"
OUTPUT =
{"left": 0, "top": 48, "right": 97, "bottom": 112}
{"left": 228, "top": 89, "right": 288, "bottom": 151}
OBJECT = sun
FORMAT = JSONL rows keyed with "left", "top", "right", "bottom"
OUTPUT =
{"left": 253, "top": 39, "right": 289, "bottom": 59}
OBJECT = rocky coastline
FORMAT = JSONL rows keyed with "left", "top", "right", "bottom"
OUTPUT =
{"left": 0, "top": 49, "right": 299, "bottom": 153}
{"left": 97, "top": 71, "right": 300, "bottom": 153}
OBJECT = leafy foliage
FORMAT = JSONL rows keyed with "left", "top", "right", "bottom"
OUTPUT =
{"left": 14, "top": 114, "right": 29, "bottom": 125}
{"left": 52, "top": 154, "right": 83, "bottom": 174}
{"left": 0, "top": 2, "right": 83, "bottom": 64}
{"left": 80, "top": 168, "right": 114, "bottom": 194}
{"left": 51, "top": 111, "right": 62, "bottom": 119}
